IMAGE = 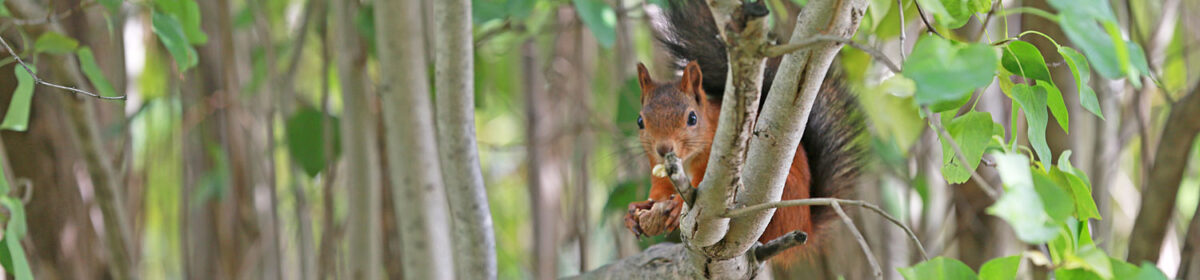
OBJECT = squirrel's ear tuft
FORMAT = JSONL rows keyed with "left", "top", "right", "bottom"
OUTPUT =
{"left": 636, "top": 63, "right": 655, "bottom": 104}
{"left": 680, "top": 61, "right": 704, "bottom": 103}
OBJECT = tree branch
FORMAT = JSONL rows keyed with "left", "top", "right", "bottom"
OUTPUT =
{"left": 725, "top": 197, "right": 929, "bottom": 261}
{"left": 751, "top": 230, "right": 807, "bottom": 262}
{"left": 762, "top": 35, "right": 901, "bottom": 73}
{"left": 0, "top": 34, "right": 125, "bottom": 100}
{"left": 1128, "top": 84, "right": 1200, "bottom": 264}
{"left": 833, "top": 200, "right": 882, "bottom": 280}
{"left": 662, "top": 152, "right": 695, "bottom": 205}
{"left": 714, "top": 0, "right": 868, "bottom": 258}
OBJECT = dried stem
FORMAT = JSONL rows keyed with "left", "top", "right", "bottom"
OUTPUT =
{"left": 833, "top": 200, "right": 882, "bottom": 280}
{"left": 751, "top": 230, "right": 807, "bottom": 262}
{"left": 0, "top": 34, "right": 126, "bottom": 100}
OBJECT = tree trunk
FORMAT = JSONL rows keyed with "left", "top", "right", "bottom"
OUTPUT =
{"left": 432, "top": 0, "right": 499, "bottom": 278}
{"left": 330, "top": 0, "right": 385, "bottom": 278}
{"left": 375, "top": 0, "right": 456, "bottom": 279}
{"left": 1128, "top": 86, "right": 1200, "bottom": 263}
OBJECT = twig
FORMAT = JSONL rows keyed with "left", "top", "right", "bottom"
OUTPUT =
{"left": 974, "top": 0, "right": 1000, "bottom": 42}
{"left": 911, "top": 0, "right": 944, "bottom": 38}
{"left": 0, "top": 34, "right": 126, "bottom": 100}
{"left": 752, "top": 230, "right": 807, "bottom": 261}
{"left": 724, "top": 197, "right": 930, "bottom": 261}
{"left": 922, "top": 107, "right": 1000, "bottom": 200}
{"left": 662, "top": 152, "right": 696, "bottom": 205}
{"left": 896, "top": 0, "right": 906, "bottom": 62}
{"left": 762, "top": 35, "right": 901, "bottom": 73}
{"left": 833, "top": 200, "right": 882, "bottom": 280}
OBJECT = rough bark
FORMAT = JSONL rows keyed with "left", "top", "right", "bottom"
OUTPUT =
{"left": 1127, "top": 86, "right": 1200, "bottom": 263}
{"left": 720, "top": 0, "right": 867, "bottom": 253}
{"left": 433, "top": 0, "right": 498, "bottom": 278}
{"left": 331, "top": 0, "right": 385, "bottom": 278}
{"left": 375, "top": 0, "right": 456, "bottom": 279}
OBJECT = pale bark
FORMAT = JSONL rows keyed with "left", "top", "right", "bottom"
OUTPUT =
{"left": 331, "top": 0, "right": 384, "bottom": 278}
{"left": 719, "top": 0, "right": 868, "bottom": 253}
{"left": 433, "top": 0, "right": 498, "bottom": 278}
{"left": 574, "top": 0, "right": 867, "bottom": 277}
{"left": 375, "top": 0, "right": 456, "bottom": 279}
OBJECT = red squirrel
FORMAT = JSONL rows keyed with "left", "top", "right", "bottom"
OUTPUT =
{"left": 624, "top": 0, "right": 864, "bottom": 263}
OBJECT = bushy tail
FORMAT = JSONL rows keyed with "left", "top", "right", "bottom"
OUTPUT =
{"left": 655, "top": 0, "right": 865, "bottom": 239}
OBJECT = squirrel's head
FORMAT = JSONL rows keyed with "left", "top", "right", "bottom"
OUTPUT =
{"left": 635, "top": 61, "right": 717, "bottom": 163}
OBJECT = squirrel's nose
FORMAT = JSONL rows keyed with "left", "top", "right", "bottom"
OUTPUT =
{"left": 656, "top": 144, "right": 674, "bottom": 158}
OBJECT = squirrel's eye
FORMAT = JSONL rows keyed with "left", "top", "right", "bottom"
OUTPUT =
{"left": 637, "top": 116, "right": 645, "bottom": 129}
{"left": 687, "top": 111, "right": 698, "bottom": 126}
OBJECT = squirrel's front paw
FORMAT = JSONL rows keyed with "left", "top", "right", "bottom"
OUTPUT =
{"left": 623, "top": 196, "right": 682, "bottom": 238}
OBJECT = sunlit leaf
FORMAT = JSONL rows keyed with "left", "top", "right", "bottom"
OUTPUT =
{"left": 979, "top": 255, "right": 1020, "bottom": 280}
{"left": 33, "top": 32, "right": 79, "bottom": 54}
{"left": 1052, "top": 152, "right": 1101, "bottom": 220}
{"left": 905, "top": 35, "right": 998, "bottom": 106}
{"left": 899, "top": 257, "right": 978, "bottom": 280}
{"left": 1058, "top": 47, "right": 1103, "bottom": 119}
{"left": 77, "top": 47, "right": 119, "bottom": 98}
{"left": 1001, "top": 41, "right": 1053, "bottom": 84}
{"left": 940, "top": 111, "right": 994, "bottom": 184}
{"left": 1044, "top": 84, "right": 1069, "bottom": 133}
{"left": 1009, "top": 84, "right": 1052, "bottom": 169}
{"left": 988, "top": 153, "right": 1059, "bottom": 243}
{"left": 1, "top": 66, "right": 35, "bottom": 132}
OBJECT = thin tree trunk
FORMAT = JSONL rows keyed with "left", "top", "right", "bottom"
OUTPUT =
{"left": 523, "top": 34, "right": 562, "bottom": 280}
{"left": 331, "top": 0, "right": 385, "bottom": 278}
{"left": 375, "top": 0, "right": 456, "bottom": 279}
{"left": 1128, "top": 86, "right": 1200, "bottom": 263}
{"left": 433, "top": 0, "right": 498, "bottom": 278}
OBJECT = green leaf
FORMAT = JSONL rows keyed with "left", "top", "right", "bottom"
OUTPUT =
{"left": 33, "top": 32, "right": 79, "bottom": 54}
{"left": 905, "top": 35, "right": 998, "bottom": 106}
{"left": 1009, "top": 84, "right": 1052, "bottom": 169}
{"left": 1052, "top": 152, "right": 1102, "bottom": 220}
{"left": 988, "top": 153, "right": 1060, "bottom": 243}
{"left": 1058, "top": 13, "right": 1122, "bottom": 79}
{"left": 152, "top": 10, "right": 199, "bottom": 71}
{"left": 573, "top": 0, "right": 616, "bottom": 48}
{"left": 285, "top": 107, "right": 342, "bottom": 177}
{"left": 176, "top": 0, "right": 208, "bottom": 44}
{"left": 77, "top": 47, "right": 119, "bottom": 98}
{"left": 979, "top": 255, "right": 1021, "bottom": 280}
{"left": 899, "top": 257, "right": 978, "bottom": 280}
{"left": 1061, "top": 245, "right": 1113, "bottom": 279}
{"left": 0, "top": 0, "right": 9, "bottom": 16}
{"left": 1000, "top": 40, "right": 1068, "bottom": 131}
{"left": 1001, "top": 41, "right": 1053, "bottom": 83}
{"left": 1032, "top": 169, "right": 1073, "bottom": 221}
{"left": 1047, "top": 0, "right": 1116, "bottom": 22}
{"left": 1, "top": 66, "right": 36, "bottom": 132}
{"left": 100, "top": 0, "right": 122, "bottom": 15}
{"left": 1058, "top": 47, "right": 1103, "bottom": 119}
{"left": 940, "top": 111, "right": 994, "bottom": 184}
{"left": 1044, "top": 84, "right": 1069, "bottom": 133}
{"left": 0, "top": 196, "right": 32, "bottom": 280}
